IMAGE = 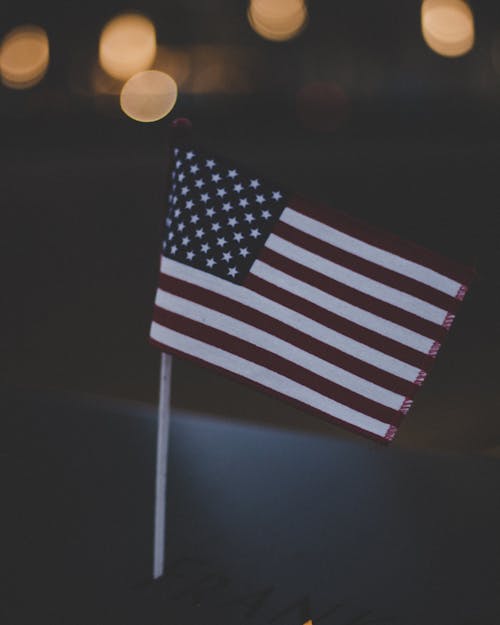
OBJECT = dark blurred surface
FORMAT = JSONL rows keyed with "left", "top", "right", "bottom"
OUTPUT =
{"left": 1, "top": 2, "right": 499, "bottom": 450}
{"left": 2, "top": 389, "right": 500, "bottom": 624}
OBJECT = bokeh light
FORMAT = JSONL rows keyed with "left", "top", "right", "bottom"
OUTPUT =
{"left": 99, "top": 13, "right": 156, "bottom": 81}
{"left": 120, "top": 70, "right": 177, "bottom": 123}
{"left": 248, "top": 0, "right": 308, "bottom": 42}
{"left": 0, "top": 25, "right": 49, "bottom": 89}
{"left": 296, "top": 81, "right": 349, "bottom": 132}
{"left": 421, "top": 0, "right": 474, "bottom": 58}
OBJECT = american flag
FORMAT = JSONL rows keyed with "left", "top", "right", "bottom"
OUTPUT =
{"left": 150, "top": 143, "right": 474, "bottom": 442}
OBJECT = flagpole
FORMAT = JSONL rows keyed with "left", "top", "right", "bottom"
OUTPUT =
{"left": 152, "top": 117, "right": 191, "bottom": 580}
{"left": 153, "top": 351, "right": 173, "bottom": 579}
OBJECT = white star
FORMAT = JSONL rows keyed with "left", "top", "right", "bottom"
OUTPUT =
{"left": 250, "top": 179, "right": 260, "bottom": 189}
{"left": 255, "top": 194, "right": 265, "bottom": 204}
{"left": 175, "top": 160, "right": 182, "bottom": 169}
{"left": 201, "top": 242, "right": 210, "bottom": 253}
{"left": 228, "top": 267, "right": 238, "bottom": 278}
{"left": 206, "top": 159, "right": 216, "bottom": 169}
{"left": 239, "top": 198, "right": 249, "bottom": 208}
{"left": 261, "top": 209, "right": 271, "bottom": 219}
{"left": 216, "top": 237, "right": 227, "bottom": 247}
{"left": 272, "top": 191, "right": 282, "bottom": 201}
{"left": 206, "top": 207, "right": 215, "bottom": 217}
{"left": 228, "top": 216, "right": 238, "bottom": 227}
{"left": 181, "top": 186, "right": 189, "bottom": 196}
{"left": 222, "top": 251, "right": 232, "bottom": 262}
{"left": 216, "top": 188, "right": 227, "bottom": 198}
{"left": 168, "top": 231, "right": 174, "bottom": 240}
{"left": 174, "top": 208, "right": 181, "bottom": 217}
{"left": 239, "top": 247, "right": 249, "bottom": 258}
{"left": 234, "top": 183, "right": 243, "bottom": 193}
{"left": 177, "top": 222, "right": 185, "bottom": 232}
{"left": 206, "top": 258, "right": 216, "bottom": 268}
{"left": 174, "top": 148, "right": 179, "bottom": 156}
{"left": 171, "top": 244, "right": 178, "bottom": 254}
{"left": 233, "top": 232, "right": 243, "bottom": 242}
{"left": 190, "top": 164, "right": 199, "bottom": 174}
{"left": 190, "top": 214, "right": 200, "bottom": 224}
{"left": 172, "top": 196, "right": 178, "bottom": 204}
{"left": 181, "top": 236, "right": 190, "bottom": 246}
{"left": 228, "top": 169, "right": 238, "bottom": 178}
{"left": 250, "top": 228, "right": 261, "bottom": 239}
{"left": 200, "top": 193, "right": 210, "bottom": 203}
{"left": 195, "top": 178, "right": 205, "bottom": 188}
{"left": 185, "top": 200, "right": 194, "bottom": 209}
{"left": 186, "top": 151, "right": 195, "bottom": 160}
{"left": 244, "top": 213, "right": 255, "bottom": 223}
{"left": 211, "top": 222, "right": 221, "bottom": 232}
{"left": 186, "top": 251, "right": 195, "bottom": 261}
{"left": 195, "top": 228, "right": 205, "bottom": 238}
{"left": 178, "top": 173, "right": 185, "bottom": 182}
{"left": 166, "top": 218, "right": 172, "bottom": 227}
{"left": 212, "top": 173, "right": 221, "bottom": 183}
{"left": 222, "top": 202, "right": 232, "bottom": 212}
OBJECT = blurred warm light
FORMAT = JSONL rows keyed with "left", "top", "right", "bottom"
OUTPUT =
{"left": 99, "top": 13, "right": 156, "bottom": 81}
{"left": 296, "top": 81, "right": 349, "bottom": 132}
{"left": 421, "top": 0, "right": 474, "bottom": 58}
{"left": 248, "top": 0, "right": 308, "bottom": 42}
{"left": 0, "top": 25, "right": 49, "bottom": 89}
{"left": 120, "top": 70, "right": 177, "bottom": 122}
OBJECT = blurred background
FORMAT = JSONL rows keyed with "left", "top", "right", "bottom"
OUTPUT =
{"left": 1, "top": 0, "right": 499, "bottom": 452}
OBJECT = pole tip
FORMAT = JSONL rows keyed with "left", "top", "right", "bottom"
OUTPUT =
{"left": 171, "top": 117, "right": 192, "bottom": 129}
{"left": 170, "top": 117, "right": 193, "bottom": 145}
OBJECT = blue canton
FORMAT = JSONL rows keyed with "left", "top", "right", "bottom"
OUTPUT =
{"left": 162, "top": 147, "right": 287, "bottom": 284}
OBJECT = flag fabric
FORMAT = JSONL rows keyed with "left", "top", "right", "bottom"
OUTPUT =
{"left": 150, "top": 143, "right": 474, "bottom": 443}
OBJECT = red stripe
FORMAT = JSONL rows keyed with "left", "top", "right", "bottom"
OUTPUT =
{"left": 274, "top": 221, "right": 462, "bottom": 312}
{"left": 257, "top": 248, "right": 448, "bottom": 344}
{"left": 289, "top": 196, "right": 476, "bottom": 287}
{"left": 245, "top": 273, "right": 434, "bottom": 373}
{"left": 157, "top": 273, "right": 419, "bottom": 399}
{"left": 149, "top": 335, "right": 393, "bottom": 444}
{"left": 152, "top": 307, "right": 403, "bottom": 427}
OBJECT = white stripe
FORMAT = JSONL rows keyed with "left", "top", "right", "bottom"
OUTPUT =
{"left": 266, "top": 234, "right": 448, "bottom": 325}
{"left": 161, "top": 258, "right": 421, "bottom": 382}
{"left": 150, "top": 322, "right": 392, "bottom": 439}
{"left": 281, "top": 208, "right": 462, "bottom": 297}
{"left": 155, "top": 289, "right": 406, "bottom": 410}
{"left": 251, "top": 261, "right": 435, "bottom": 354}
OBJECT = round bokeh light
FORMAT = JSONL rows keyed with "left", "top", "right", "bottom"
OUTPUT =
{"left": 120, "top": 70, "right": 178, "bottom": 123}
{"left": 248, "top": 0, "right": 308, "bottom": 42}
{"left": 0, "top": 25, "right": 49, "bottom": 89}
{"left": 421, "top": 0, "right": 474, "bottom": 57}
{"left": 99, "top": 13, "right": 156, "bottom": 81}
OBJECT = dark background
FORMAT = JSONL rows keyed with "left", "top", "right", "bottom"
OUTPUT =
{"left": 1, "top": 0, "right": 499, "bottom": 451}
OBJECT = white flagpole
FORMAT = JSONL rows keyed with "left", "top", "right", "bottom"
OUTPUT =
{"left": 152, "top": 116, "right": 191, "bottom": 579}
{"left": 153, "top": 352, "right": 173, "bottom": 579}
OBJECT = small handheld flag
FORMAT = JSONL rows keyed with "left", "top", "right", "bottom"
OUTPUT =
{"left": 150, "top": 126, "right": 474, "bottom": 444}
